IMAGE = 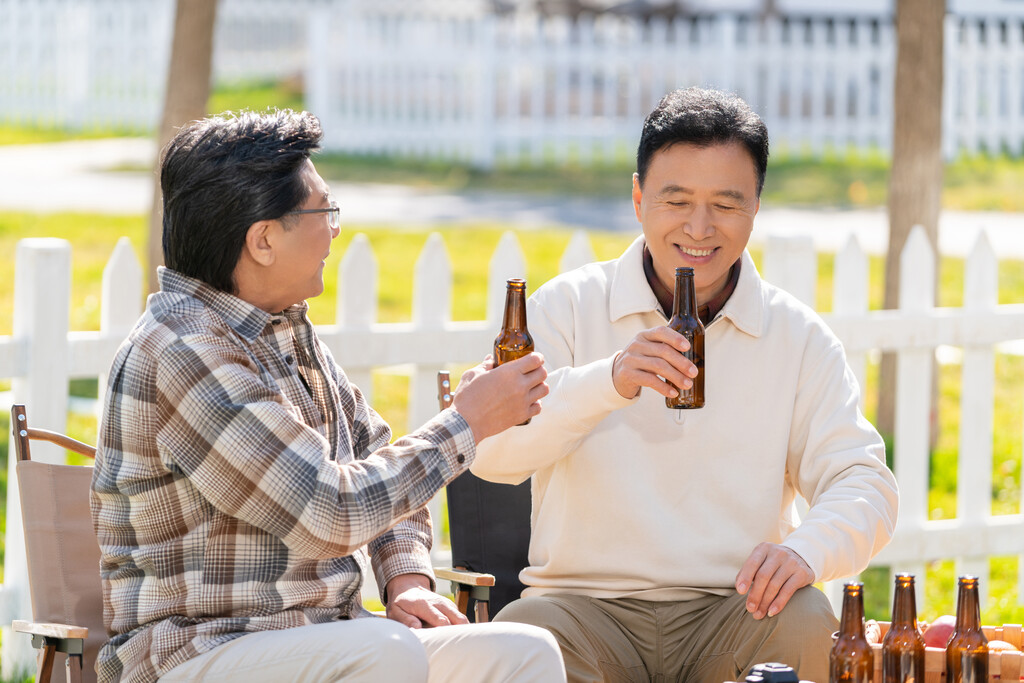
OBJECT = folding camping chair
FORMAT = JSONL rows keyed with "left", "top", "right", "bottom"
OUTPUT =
{"left": 433, "top": 371, "right": 533, "bottom": 623}
{"left": 10, "top": 403, "right": 103, "bottom": 683}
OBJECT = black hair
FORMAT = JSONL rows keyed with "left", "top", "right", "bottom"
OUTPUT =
{"left": 636, "top": 87, "right": 769, "bottom": 196}
{"left": 160, "top": 109, "right": 323, "bottom": 293}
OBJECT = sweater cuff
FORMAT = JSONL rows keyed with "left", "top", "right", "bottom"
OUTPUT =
{"left": 557, "top": 354, "right": 638, "bottom": 430}
{"left": 781, "top": 537, "right": 824, "bottom": 583}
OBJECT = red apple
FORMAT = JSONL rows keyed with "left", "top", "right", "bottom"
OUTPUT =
{"left": 922, "top": 614, "right": 957, "bottom": 648}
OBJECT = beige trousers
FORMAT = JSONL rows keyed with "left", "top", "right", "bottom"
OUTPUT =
{"left": 159, "top": 617, "right": 566, "bottom": 683}
{"left": 493, "top": 586, "right": 837, "bottom": 683}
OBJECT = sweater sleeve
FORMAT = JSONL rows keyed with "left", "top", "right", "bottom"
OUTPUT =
{"left": 473, "top": 282, "right": 635, "bottom": 484}
{"left": 780, "top": 336, "right": 899, "bottom": 581}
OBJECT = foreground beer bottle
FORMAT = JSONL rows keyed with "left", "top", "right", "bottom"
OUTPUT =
{"left": 946, "top": 575, "right": 988, "bottom": 683}
{"left": 882, "top": 573, "right": 925, "bottom": 683}
{"left": 665, "top": 267, "right": 705, "bottom": 409}
{"left": 830, "top": 582, "right": 873, "bottom": 683}
{"left": 494, "top": 278, "right": 534, "bottom": 425}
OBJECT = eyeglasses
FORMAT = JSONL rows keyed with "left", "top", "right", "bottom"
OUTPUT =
{"left": 284, "top": 200, "right": 340, "bottom": 230}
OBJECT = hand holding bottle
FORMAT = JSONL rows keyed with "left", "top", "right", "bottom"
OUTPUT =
{"left": 611, "top": 326, "right": 699, "bottom": 400}
{"left": 451, "top": 353, "right": 548, "bottom": 443}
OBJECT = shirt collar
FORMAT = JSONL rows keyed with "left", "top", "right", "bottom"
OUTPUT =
{"left": 642, "top": 245, "right": 740, "bottom": 325}
{"left": 609, "top": 236, "right": 765, "bottom": 338}
{"left": 156, "top": 267, "right": 309, "bottom": 343}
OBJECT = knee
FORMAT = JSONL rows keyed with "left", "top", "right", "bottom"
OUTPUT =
{"left": 495, "top": 596, "right": 576, "bottom": 632}
{"left": 345, "top": 619, "right": 429, "bottom": 681}
{"left": 773, "top": 586, "right": 838, "bottom": 642}
{"left": 458, "top": 622, "right": 566, "bottom": 682}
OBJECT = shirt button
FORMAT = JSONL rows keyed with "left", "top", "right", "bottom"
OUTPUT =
{"left": 285, "top": 355, "right": 294, "bottom": 364}
{"left": 456, "top": 454, "right": 465, "bottom": 464}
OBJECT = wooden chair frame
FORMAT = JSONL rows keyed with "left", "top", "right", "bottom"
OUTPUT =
{"left": 11, "top": 404, "right": 96, "bottom": 683}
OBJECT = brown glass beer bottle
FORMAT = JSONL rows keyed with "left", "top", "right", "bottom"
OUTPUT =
{"left": 830, "top": 582, "right": 873, "bottom": 683}
{"left": 665, "top": 267, "right": 705, "bottom": 409}
{"left": 882, "top": 573, "right": 925, "bottom": 683}
{"left": 946, "top": 575, "right": 988, "bottom": 683}
{"left": 494, "top": 278, "right": 535, "bottom": 425}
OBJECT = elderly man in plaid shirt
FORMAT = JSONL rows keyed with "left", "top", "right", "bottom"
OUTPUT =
{"left": 89, "top": 110, "right": 563, "bottom": 683}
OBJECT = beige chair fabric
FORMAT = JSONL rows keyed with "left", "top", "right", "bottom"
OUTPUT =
{"left": 17, "top": 460, "right": 104, "bottom": 683}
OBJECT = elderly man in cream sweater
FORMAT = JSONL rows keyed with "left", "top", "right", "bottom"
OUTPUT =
{"left": 472, "top": 87, "right": 899, "bottom": 683}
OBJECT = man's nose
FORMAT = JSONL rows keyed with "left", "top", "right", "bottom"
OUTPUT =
{"left": 683, "top": 204, "right": 714, "bottom": 240}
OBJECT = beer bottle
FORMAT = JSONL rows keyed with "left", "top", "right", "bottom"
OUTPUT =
{"left": 946, "top": 575, "right": 988, "bottom": 683}
{"left": 882, "top": 573, "right": 925, "bottom": 683}
{"left": 830, "top": 582, "right": 873, "bottom": 683}
{"left": 665, "top": 266, "right": 705, "bottom": 409}
{"left": 494, "top": 278, "right": 535, "bottom": 425}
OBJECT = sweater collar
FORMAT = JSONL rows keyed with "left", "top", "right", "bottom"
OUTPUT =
{"left": 608, "top": 236, "right": 765, "bottom": 338}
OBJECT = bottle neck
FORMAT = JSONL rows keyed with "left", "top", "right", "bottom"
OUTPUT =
{"left": 672, "top": 271, "right": 698, "bottom": 319}
{"left": 891, "top": 578, "right": 918, "bottom": 628}
{"left": 502, "top": 286, "right": 528, "bottom": 330}
{"left": 839, "top": 587, "right": 866, "bottom": 637}
{"left": 955, "top": 580, "right": 982, "bottom": 631}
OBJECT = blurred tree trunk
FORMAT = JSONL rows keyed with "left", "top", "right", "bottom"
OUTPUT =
{"left": 147, "top": 0, "right": 219, "bottom": 293}
{"left": 877, "top": 0, "right": 945, "bottom": 439}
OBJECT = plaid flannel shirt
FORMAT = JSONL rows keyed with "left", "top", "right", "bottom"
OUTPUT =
{"left": 90, "top": 268, "right": 475, "bottom": 683}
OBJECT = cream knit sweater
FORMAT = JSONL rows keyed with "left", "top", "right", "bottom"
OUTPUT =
{"left": 473, "top": 236, "right": 899, "bottom": 601}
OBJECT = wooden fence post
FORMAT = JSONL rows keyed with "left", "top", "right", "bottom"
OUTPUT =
{"left": 3, "top": 239, "right": 72, "bottom": 679}
{"left": 559, "top": 230, "right": 596, "bottom": 274}
{"left": 895, "top": 226, "right": 935, "bottom": 607}
{"left": 338, "top": 233, "right": 378, "bottom": 404}
{"left": 762, "top": 235, "right": 817, "bottom": 308}
{"left": 488, "top": 232, "right": 527, "bottom": 326}
{"left": 834, "top": 234, "right": 869, "bottom": 408}
{"left": 959, "top": 231, "right": 997, "bottom": 606}
{"left": 99, "top": 237, "right": 143, "bottom": 409}
{"left": 410, "top": 233, "right": 452, "bottom": 561}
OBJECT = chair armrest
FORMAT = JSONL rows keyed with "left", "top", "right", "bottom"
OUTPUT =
{"left": 12, "top": 620, "right": 88, "bottom": 640}
{"left": 434, "top": 568, "right": 495, "bottom": 587}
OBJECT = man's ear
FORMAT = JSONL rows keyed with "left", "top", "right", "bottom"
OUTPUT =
{"left": 632, "top": 173, "right": 643, "bottom": 223}
{"left": 244, "top": 220, "right": 278, "bottom": 267}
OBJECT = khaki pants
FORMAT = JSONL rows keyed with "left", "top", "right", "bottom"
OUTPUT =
{"left": 160, "top": 617, "right": 566, "bottom": 683}
{"left": 493, "top": 586, "right": 837, "bottom": 683}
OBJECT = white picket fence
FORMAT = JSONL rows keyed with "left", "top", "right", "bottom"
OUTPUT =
{"left": 3, "top": 0, "right": 1024, "bottom": 161}
{"left": 2, "top": 228, "right": 1024, "bottom": 674}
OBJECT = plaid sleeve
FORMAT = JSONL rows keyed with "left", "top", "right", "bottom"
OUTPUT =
{"left": 155, "top": 333, "right": 475, "bottom": 560}
{"left": 327, "top": 354, "right": 476, "bottom": 600}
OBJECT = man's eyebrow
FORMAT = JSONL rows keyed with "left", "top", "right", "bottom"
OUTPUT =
{"left": 656, "top": 185, "right": 747, "bottom": 202}
{"left": 657, "top": 184, "right": 693, "bottom": 196}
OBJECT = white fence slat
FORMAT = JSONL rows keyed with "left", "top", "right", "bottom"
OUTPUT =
{"left": 833, "top": 234, "right": 869, "bottom": 407}
{"left": 338, "top": 233, "right": 378, "bottom": 403}
{"left": 958, "top": 231, "right": 998, "bottom": 606}
{"left": 488, "top": 231, "right": 527, "bottom": 325}
{"left": 894, "top": 226, "right": 936, "bottom": 532}
{"left": 99, "top": 237, "right": 142, "bottom": 409}
{"left": 3, "top": 239, "right": 72, "bottom": 678}
{"left": 410, "top": 234, "right": 454, "bottom": 563}
{"left": 762, "top": 235, "right": 816, "bottom": 308}
{"left": 559, "top": 230, "right": 596, "bottom": 274}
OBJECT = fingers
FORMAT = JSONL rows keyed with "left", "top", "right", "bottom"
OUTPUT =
{"left": 387, "top": 589, "right": 470, "bottom": 629}
{"left": 612, "top": 327, "right": 699, "bottom": 399}
{"left": 386, "top": 603, "right": 424, "bottom": 629}
{"left": 735, "top": 543, "right": 814, "bottom": 620}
